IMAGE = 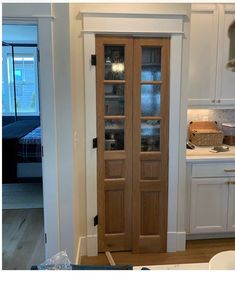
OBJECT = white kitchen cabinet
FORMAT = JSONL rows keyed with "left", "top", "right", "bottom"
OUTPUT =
{"left": 188, "top": 4, "right": 235, "bottom": 107}
{"left": 228, "top": 181, "right": 235, "bottom": 232}
{"left": 188, "top": 161, "right": 235, "bottom": 235}
{"left": 190, "top": 178, "right": 229, "bottom": 233}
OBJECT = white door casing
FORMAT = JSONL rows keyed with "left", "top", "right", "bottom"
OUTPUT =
{"left": 82, "top": 11, "right": 187, "bottom": 256}
{"left": 2, "top": 7, "right": 61, "bottom": 259}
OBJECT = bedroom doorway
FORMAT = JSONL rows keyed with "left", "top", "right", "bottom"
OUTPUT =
{"left": 2, "top": 24, "right": 45, "bottom": 269}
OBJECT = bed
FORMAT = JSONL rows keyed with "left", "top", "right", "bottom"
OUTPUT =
{"left": 17, "top": 126, "right": 42, "bottom": 179}
{"left": 2, "top": 120, "right": 42, "bottom": 183}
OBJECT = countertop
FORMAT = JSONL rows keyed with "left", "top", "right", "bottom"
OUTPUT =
{"left": 186, "top": 145, "right": 235, "bottom": 162}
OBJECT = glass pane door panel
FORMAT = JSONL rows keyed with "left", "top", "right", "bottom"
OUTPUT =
{"left": 104, "top": 46, "right": 125, "bottom": 80}
{"left": 141, "top": 47, "right": 161, "bottom": 81}
{"left": 141, "top": 85, "right": 161, "bottom": 116}
{"left": 105, "top": 120, "right": 124, "bottom": 150}
{"left": 105, "top": 84, "right": 124, "bottom": 115}
{"left": 141, "top": 120, "right": 160, "bottom": 152}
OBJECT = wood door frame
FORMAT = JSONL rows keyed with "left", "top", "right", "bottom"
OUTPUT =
{"left": 83, "top": 11, "right": 186, "bottom": 256}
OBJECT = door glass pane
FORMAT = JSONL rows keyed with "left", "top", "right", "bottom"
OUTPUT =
{"left": 105, "top": 120, "right": 124, "bottom": 150}
{"left": 141, "top": 47, "right": 161, "bottom": 81}
{"left": 141, "top": 85, "right": 160, "bottom": 116}
{"left": 141, "top": 120, "right": 160, "bottom": 152}
{"left": 104, "top": 46, "right": 125, "bottom": 80}
{"left": 105, "top": 84, "right": 124, "bottom": 115}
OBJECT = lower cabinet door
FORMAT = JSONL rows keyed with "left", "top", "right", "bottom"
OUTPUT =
{"left": 227, "top": 182, "right": 235, "bottom": 232}
{"left": 190, "top": 178, "right": 229, "bottom": 234}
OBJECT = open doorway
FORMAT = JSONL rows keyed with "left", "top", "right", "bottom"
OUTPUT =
{"left": 2, "top": 24, "right": 45, "bottom": 269}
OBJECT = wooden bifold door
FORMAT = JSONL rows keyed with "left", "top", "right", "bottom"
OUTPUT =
{"left": 96, "top": 36, "right": 170, "bottom": 253}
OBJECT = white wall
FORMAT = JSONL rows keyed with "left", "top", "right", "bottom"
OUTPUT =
{"left": 51, "top": 3, "right": 76, "bottom": 260}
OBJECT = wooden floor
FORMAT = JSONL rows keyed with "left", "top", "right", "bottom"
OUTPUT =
{"left": 81, "top": 238, "right": 235, "bottom": 266}
{"left": 2, "top": 209, "right": 45, "bottom": 270}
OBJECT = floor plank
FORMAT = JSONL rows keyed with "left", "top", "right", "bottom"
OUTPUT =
{"left": 81, "top": 238, "right": 235, "bottom": 266}
{"left": 2, "top": 209, "right": 45, "bottom": 270}
{"left": 2, "top": 183, "right": 43, "bottom": 209}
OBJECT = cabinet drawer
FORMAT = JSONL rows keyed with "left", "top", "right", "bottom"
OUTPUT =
{"left": 192, "top": 163, "right": 235, "bottom": 178}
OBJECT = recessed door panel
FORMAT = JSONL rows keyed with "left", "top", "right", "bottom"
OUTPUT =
{"left": 105, "top": 189, "right": 125, "bottom": 234}
{"left": 141, "top": 191, "right": 160, "bottom": 235}
{"left": 105, "top": 160, "right": 125, "bottom": 179}
{"left": 141, "top": 160, "right": 161, "bottom": 180}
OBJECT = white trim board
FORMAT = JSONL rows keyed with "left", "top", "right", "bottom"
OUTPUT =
{"left": 81, "top": 30, "right": 184, "bottom": 35}
{"left": 80, "top": 11, "right": 188, "bottom": 17}
{"left": 83, "top": 15, "right": 184, "bottom": 35}
{"left": 76, "top": 236, "right": 87, "bottom": 264}
{"left": 187, "top": 233, "right": 235, "bottom": 240}
{"left": 83, "top": 11, "right": 185, "bottom": 256}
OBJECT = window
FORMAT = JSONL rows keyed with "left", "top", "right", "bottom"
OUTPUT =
{"left": 2, "top": 24, "right": 39, "bottom": 117}
{"left": 2, "top": 46, "right": 39, "bottom": 116}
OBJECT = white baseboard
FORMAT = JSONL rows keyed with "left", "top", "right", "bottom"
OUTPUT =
{"left": 75, "top": 236, "right": 87, "bottom": 264}
{"left": 187, "top": 232, "right": 235, "bottom": 240}
{"left": 87, "top": 234, "right": 98, "bottom": 256}
{"left": 167, "top": 231, "right": 186, "bottom": 252}
{"left": 76, "top": 233, "right": 186, "bottom": 260}
{"left": 176, "top": 231, "right": 186, "bottom": 251}
{"left": 75, "top": 234, "right": 98, "bottom": 263}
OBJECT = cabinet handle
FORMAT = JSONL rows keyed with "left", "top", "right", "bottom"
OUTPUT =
{"left": 212, "top": 99, "right": 215, "bottom": 103}
{"left": 230, "top": 181, "right": 235, "bottom": 185}
{"left": 217, "top": 99, "right": 221, "bottom": 103}
{"left": 225, "top": 181, "right": 230, "bottom": 185}
{"left": 224, "top": 169, "right": 235, "bottom": 172}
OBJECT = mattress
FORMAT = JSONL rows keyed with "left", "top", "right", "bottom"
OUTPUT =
{"left": 17, "top": 126, "right": 42, "bottom": 163}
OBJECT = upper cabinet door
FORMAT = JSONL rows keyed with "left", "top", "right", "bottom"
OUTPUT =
{"left": 216, "top": 6, "right": 235, "bottom": 105}
{"left": 188, "top": 5, "right": 218, "bottom": 107}
{"left": 188, "top": 4, "right": 235, "bottom": 108}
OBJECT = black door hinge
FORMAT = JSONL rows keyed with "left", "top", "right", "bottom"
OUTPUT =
{"left": 94, "top": 215, "right": 98, "bottom": 226}
{"left": 45, "top": 233, "right": 47, "bottom": 244}
{"left": 93, "top": 138, "right": 98, "bottom": 149}
{"left": 91, "top": 54, "right": 96, "bottom": 66}
{"left": 41, "top": 145, "right": 44, "bottom": 157}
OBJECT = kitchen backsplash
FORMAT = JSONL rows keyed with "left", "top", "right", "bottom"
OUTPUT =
{"left": 187, "top": 109, "right": 235, "bottom": 130}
